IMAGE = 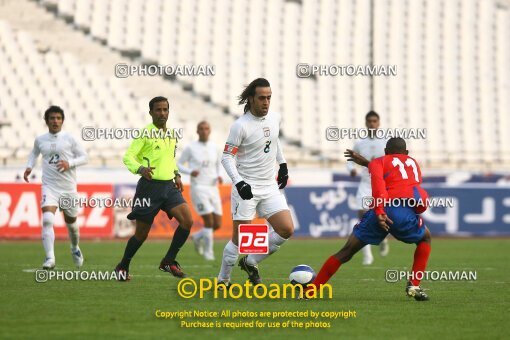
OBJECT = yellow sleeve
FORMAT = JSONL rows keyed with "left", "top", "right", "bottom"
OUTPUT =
{"left": 123, "top": 137, "right": 145, "bottom": 174}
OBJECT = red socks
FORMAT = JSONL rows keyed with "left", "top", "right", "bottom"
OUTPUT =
{"left": 312, "top": 255, "right": 342, "bottom": 287}
{"left": 410, "top": 242, "right": 431, "bottom": 286}
{"left": 307, "top": 243, "right": 430, "bottom": 291}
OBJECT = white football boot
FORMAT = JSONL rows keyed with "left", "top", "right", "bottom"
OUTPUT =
{"left": 42, "top": 257, "right": 55, "bottom": 270}
{"left": 192, "top": 234, "right": 204, "bottom": 256}
{"left": 204, "top": 252, "right": 215, "bottom": 261}
{"left": 71, "top": 247, "right": 84, "bottom": 268}
{"left": 380, "top": 238, "right": 390, "bottom": 257}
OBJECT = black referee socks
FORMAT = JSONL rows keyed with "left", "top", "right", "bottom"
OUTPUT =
{"left": 164, "top": 225, "right": 191, "bottom": 261}
{"left": 120, "top": 236, "right": 144, "bottom": 268}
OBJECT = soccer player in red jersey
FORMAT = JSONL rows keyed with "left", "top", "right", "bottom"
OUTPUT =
{"left": 308, "top": 137, "right": 432, "bottom": 301}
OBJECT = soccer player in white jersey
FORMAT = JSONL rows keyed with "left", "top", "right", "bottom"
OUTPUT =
{"left": 178, "top": 121, "right": 223, "bottom": 261}
{"left": 24, "top": 106, "right": 88, "bottom": 269}
{"left": 218, "top": 78, "right": 293, "bottom": 286}
{"left": 346, "top": 111, "right": 388, "bottom": 265}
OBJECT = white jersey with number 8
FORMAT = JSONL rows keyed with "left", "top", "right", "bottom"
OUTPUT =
{"left": 222, "top": 111, "right": 285, "bottom": 186}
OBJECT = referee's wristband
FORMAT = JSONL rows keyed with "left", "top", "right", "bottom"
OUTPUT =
{"left": 174, "top": 172, "right": 182, "bottom": 178}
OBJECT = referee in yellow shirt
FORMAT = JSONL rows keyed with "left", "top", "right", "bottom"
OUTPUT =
{"left": 115, "top": 96, "right": 193, "bottom": 280}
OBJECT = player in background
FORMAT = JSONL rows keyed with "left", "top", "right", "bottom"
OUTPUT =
{"left": 346, "top": 111, "right": 389, "bottom": 265}
{"left": 24, "top": 106, "right": 88, "bottom": 269}
{"left": 115, "top": 96, "right": 193, "bottom": 280}
{"left": 307, "top": 138, "right": 432, "bottom": 301}
{"left": 178, "top": 121, "right": 223, "bottom": 261}
{"left": 218, "top": 78, "right": 293, "bottom": 287}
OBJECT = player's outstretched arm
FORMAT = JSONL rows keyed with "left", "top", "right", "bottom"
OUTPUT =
{"left": 222, "top": 151, "right": 253, "bottom": 200}
{"left": 25, "top": 139, "right": 40, "bottom": 182}
{"left": 67, "top": 135, "right": 88, "bottom": 169}
{"left": 172, "top": 145, "right": 183, "bottom": 191}
{"left": 368, "top": 159, "right": 389, "bottom": 216}
{"left": 276, "top": 139, "right": 288, "bottom": 189}
{"left": 222, "top": 123, "right": 244, "bottom": 185}
{"left": 221, "top": 150, "right": 242, "bottom": 182}
{"left": 222, "top": 123, "right": 252, "bottom": 200}
{"left": 138, "top": 166, "right": 155, "bottom": 180}
{"left": 277, "top": 163, "right": 288, "bottom": 189}
{"left": 123, "top": 136, "right": 145, "bottom": 175}
{"left": 344, "top": 149, "right": 369, "bottom": 167}
{"left": 174, "top": 172, "right": 183, "bottom": 192}
{"left": 23, "top": 168, "right": 32, "bottom": 183}
{"left": 376, "top": 214, "right": 393, "bottom": 232}
{"left": 216, "top": 148, "right": 223, "bottom": 184}
{"left": 346, "top": 142, "right": 360, "bottom": 176}
{"left": 177, "top": 145, "right": 193, "bottom": 175}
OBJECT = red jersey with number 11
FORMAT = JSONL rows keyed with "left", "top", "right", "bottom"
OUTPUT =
{"left": 368, "top": 154, "right": 429, "bottom": 215}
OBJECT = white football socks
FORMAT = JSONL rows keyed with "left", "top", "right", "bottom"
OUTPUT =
{"left": 362, "top": 245, "right": 374, "bottom": 263}
{"left": 246, "top": 229, "right": 287, "bottom": 266}
{"left": 66, "top": 221, "right": 79, "bottom": 251}
{"left": 218, "top": 240, "right": 238, "bottom": 282}
{"left": 42, "top": 212, "right": 55, "bottom": 259}
{"left": 202, "top": 228, "right": 214, "bottom": 257}
{"left": 192, "top": 228, "right": 205, "bottom": 241}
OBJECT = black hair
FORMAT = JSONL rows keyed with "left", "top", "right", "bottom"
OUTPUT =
{"left": 386, "top": 137, "right": 407, "bottom": 153}
{"left": 44, "top": 105, "right": 64, "bottom": 122}
{"left": 196, "top": 120, "right": 209, "bottom": 129}
{"left": 149, "top": 96, "right": 169, "bottom": 111}
{"left": 237, "top": 78, "right": 271, "bottom": 113}
{"left": 365, "top": 110, "right": 380, "bottom": 120}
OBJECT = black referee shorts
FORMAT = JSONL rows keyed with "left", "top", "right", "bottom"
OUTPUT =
{"left": 127, "top": 177, "right": 186, "bottom": 225}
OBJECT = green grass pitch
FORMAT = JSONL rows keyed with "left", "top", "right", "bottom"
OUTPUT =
{"left": 1, "top": 238, "right": 508, "bottom": 339}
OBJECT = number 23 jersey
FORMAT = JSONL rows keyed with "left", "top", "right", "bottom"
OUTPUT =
{"left": 27, "top": 131, "right": 87, "bottom": 192}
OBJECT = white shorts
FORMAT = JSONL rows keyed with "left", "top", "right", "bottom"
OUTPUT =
{"left": 231, "top": 183, "right": 289, "bottom": 220}
{"left": 355, "top": 180, "right": 372, "bottom": 210}
{"left": 191, "top": 185, "right": 223, "bottom": 216}
{"left": 41, "top": 186, "right": 79, "bottom": 217}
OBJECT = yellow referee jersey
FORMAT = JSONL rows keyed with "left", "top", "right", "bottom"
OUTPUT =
{"left": 123, "top": 123, "right": 179, "bottom": 180}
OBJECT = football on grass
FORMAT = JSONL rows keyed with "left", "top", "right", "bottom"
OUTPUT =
{"left": 289, "top": 264, "right": 316, "bottom": 286}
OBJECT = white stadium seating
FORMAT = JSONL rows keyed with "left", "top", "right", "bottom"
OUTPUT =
{"left": 0, "top": 0, "right": 508, "bottom": 170}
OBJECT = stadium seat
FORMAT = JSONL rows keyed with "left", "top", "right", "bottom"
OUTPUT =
{"left": 0, "top": 0, "right": 507, "bottom": 170}
{"left": 140, "top": 0, "right": 161, "bottom": 62}
{"left": 191, "top": 0, "right": 213, "bottom": 96}
{"left": 124, "top": 0, "right": 144, "bottom": 52}
{"left": 90, "top": 0, "right": 109, "bottom": 41}
{"left": 74, "top": 0, "right": 93, "bottom": 31}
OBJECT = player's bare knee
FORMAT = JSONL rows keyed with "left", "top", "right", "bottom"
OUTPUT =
{"left": 179, "top": 220, "right": 193, "bottom": 230}
{"left": 272, "top": 219, "right": 294, "bottom": 239}
{"left": 281, "top": 226, "right": 294, "bottom": 239}
{"left": 333, "top": 250, "right": 352, "bottom": 263}
{"left": 273, "top": 224, "right": 293, "bottom": 239}
{"left": 134, "top": 221, "right": 151, "bottom": 241}
{"left": 213, "top": 215, "right": 222, "bottom": 229}
{"left": 181, "top": 217, "right": 193, "bottom": 230}
{"left": 212, "top": 221, "right": 221, "bottom": 230}
{"left": 335, "top": 245, "right": 356, "bottom": 263}
{"left": 335, "top": 251, "right": 352, "bottom": 263}
{"left": 134, "top": 229, "right": 149, "bottom": 242}
{"left": 421, "top": 228, "right": 432, "bottom": 244}
{"left": 174, "top": 210, "right": 193, "bottom": 230}
{"left": 64, "top": 215, "right": 76, "bottom": 224}
{"left": 201, "top": 214, "right": 213, "bottom": 228}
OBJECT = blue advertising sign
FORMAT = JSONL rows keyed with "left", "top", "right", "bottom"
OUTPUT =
{"left": 284, "top": 184, "right": 510, "bottom": 237}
